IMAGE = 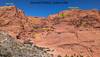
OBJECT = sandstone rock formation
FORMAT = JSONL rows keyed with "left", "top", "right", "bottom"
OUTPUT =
{"left": 0, "top": 6, "right": 34, "bottom": 42}
{"left": 34, "top": 9, "right": 100, "bottom": 57}
{"left": 0, "top": 6, "right": 100, "bottom": 57}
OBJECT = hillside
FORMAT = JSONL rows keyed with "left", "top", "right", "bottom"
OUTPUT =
{"left": 0, "top": 6, "right": 100, "bottom": 57}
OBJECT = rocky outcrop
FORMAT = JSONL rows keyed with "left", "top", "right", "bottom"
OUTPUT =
{"left": 35, "top": 9, "right": 100, "bottom": 57}
{"left": 0, "top": 6, "right": 100, "bottom": 57}
{"left": 0, "top": 6, "right": 34, "bottom": 42}
{"left": 48, "top": 9, "right": 100, "bottom": 29}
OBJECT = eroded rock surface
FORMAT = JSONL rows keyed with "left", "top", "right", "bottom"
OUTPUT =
{"left": 0, "top": 6, "right": 34, "bottom": 42}
{"left": 0, "top": 6, "right": 100, "bottom": 57}
{"left": 34, "top": 9, "right": 100, "bottom": 57}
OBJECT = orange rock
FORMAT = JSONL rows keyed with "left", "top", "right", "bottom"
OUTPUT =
{"left": 0, "top": 6, "right": 100, "bottom": 57}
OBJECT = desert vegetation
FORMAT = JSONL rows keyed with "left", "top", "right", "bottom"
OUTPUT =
{"left": 57, "top": 54, "right": 84, "bottom": 57}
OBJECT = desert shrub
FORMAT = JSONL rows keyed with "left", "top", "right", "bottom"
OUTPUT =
{"left": 64, "top": 54, "right": 69, "bottom": 57}
{"left": 59, "top": 13, "right": 65, "bottom": 18}
{"left": 79, "top": 55, "right": 83, "bottom": 57}
{"left": 57, "top": 55, "right": 62, "bottom": 57}
{"left": 64, "top": 54, "right": 84, "bottom": 57}
{"left": 70, "top": 55, "right": 74, "bottom": 57}
{"left": 0, "top": 31, "right": 52, "bottom": 57}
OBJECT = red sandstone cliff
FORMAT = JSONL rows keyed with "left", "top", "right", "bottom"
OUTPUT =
{"left": 0, "top": 6, "right": 34, "bottom": 42}
{"left": 0, "top": 6, "right": 100, "bottom": 57}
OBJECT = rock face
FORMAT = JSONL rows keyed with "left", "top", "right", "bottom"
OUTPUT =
{"left": 34, "top": 9, "right": 100, "bottom": 57}
{"left": 0, "top": 31, "right": 52, "bottom": 57}
{"left": 0, "top": 6, "right": 100, "bottom": 57}
{"left": 0, "top": 6, "right": 34, "bottom": 42}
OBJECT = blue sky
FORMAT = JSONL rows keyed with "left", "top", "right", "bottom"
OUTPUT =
{"left": 0, "top": 0, "right": 100, "bottom": 17}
